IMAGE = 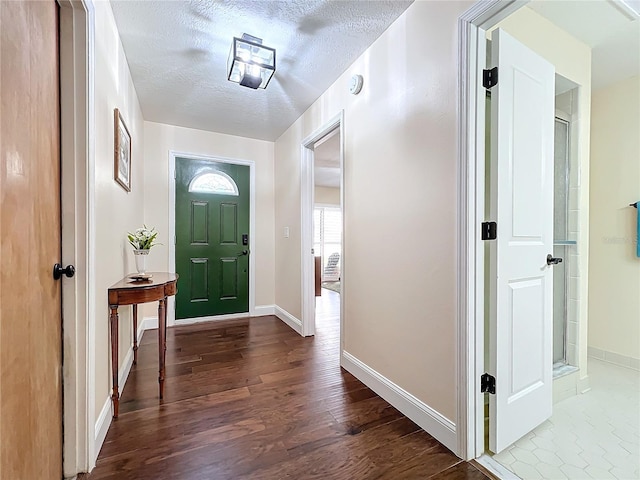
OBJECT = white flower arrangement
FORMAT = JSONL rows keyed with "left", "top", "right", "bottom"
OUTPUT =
{"left": 127, "top": 225, "right": 160, "bottom": 250}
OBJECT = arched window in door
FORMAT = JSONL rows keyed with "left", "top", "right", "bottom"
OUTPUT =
{"left": 188, "top": 170, "right": 239, "bottom": 195}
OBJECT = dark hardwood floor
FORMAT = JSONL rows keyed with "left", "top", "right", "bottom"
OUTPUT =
{"left": 87, "top": 289, "right": 490, "bottom": 479}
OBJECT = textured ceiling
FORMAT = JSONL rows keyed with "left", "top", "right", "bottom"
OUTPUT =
{"left": 110, "top": 0, "right": 413, "bottom": 141}
{"left": 526, "top": 0, "right": 640, "bottom": 90}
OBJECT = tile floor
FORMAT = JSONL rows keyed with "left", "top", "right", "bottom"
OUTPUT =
{"left": 493, "top": 358, "right": 639, "bottom": 479}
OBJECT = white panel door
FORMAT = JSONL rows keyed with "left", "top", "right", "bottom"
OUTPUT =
{"left": 488, "top": 28, "right": 556, "bottom": 454}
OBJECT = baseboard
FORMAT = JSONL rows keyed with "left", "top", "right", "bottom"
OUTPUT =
{"left": 140, "top": 316, "right": 158, "bottom": 332}
{"left": 588, "top": 346, "right": 640, "bottom": 371}
{"left": 93, "top": 339, "right": 137, "bottom": 463}
{"left": 273, "top": 305, "right": 303, "bottom": 335}
{"left": 174, "top": 312, "right": 251, "bottom": 326}
{"left": 253, "top": 304, "right": 275, "bottom": 317}
{"left": 143, "top": 306, "right": 276, "bottom": 331}
{"left": 93, "top": 397, "right": 111, "bottom": 464}
{"left": 341, "top": 351, "right": 457, "bottom": 454}
{"left": 118, "top": 347, "right": 134, "bottom": 394}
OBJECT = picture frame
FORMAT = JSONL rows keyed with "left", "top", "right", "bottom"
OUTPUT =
{"left": 114, "top": 108, "right": 132, "bottom": 192}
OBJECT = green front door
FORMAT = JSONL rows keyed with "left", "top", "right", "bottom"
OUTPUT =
{"left": 175, "top": 157, "right": 250, "bottom": 319}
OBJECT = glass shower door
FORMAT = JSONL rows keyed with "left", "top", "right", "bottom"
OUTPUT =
{"left": 553, "top": 117, "right": 570, "bottom": 365}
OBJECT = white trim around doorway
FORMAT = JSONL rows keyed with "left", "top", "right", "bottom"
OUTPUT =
{"left": 59, "top": 0, "right": 96, "bottom": 475}
{"left": 300, "top": 112, "right": 344, "bottom": 351}
{"left": 168, "top": 151, "right": 257, "bottom": 326}
{"left": 456, "top": 0, "right": 530, "bottom": 461}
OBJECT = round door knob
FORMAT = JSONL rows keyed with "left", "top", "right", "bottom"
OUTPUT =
{"left": 53, "top": 263, "right": 75, "bottom": 280}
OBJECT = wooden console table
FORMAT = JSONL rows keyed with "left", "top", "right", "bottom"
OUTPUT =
{"left": 108, "top": 272, "right": 178, "bottom": 418}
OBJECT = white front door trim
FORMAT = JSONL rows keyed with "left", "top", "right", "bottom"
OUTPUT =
{"left": 168, "top": 151, "right": 256, "bottom": 325}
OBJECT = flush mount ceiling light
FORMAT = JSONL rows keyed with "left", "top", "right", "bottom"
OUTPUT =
{"left": 227, "top": 33, "right": 276, "bottom": 90}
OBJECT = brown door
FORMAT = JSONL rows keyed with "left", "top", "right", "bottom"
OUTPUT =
{"left": 1, "top": 1, "right": 63, "bottom": 478}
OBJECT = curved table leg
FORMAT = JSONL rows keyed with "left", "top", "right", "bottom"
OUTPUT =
{"left": 109, "top": 305, "right": 120, "bottom": 418}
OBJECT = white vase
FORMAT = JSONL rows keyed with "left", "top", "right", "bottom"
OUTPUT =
{"left": 133, "top": 249, "right": 150, "bottom": 274}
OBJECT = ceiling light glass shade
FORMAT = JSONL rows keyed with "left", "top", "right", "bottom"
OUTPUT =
{"left": 227, "top": 35, "right": 276, "bottom": 89}
{"left": 619, "top": 0, "right": 640, "bottom": 17}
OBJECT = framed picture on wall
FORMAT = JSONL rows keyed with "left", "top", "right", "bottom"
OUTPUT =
{"left": 114, "top": 108, "right": 132, "bottom": 192}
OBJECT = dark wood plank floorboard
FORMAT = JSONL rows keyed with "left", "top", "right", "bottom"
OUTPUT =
{"left": 87, "top": 290, "right": 489, "bottom": 479}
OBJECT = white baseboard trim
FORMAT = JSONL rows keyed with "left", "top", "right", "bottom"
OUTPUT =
{"left": 341, "top": 351, "right": 457, "bottom": 454}
{"left": 140, "top": 316, "right": 158, "bottom": 332}
{"left": 588, "top": 346, "right": 640, "bottom": 371}
{"left": 274, "top": 305, "right": 303, "bottom": 335}
{"left": 253, "top": 304, "right": 275, "bottom": 316}
{"left": 143, "top": 306, "right": 276, "bottom": 331}
{"left": 93, "top": 397, "right": 111, "bottom": 464}
{"left": 118, "top": 347, "right": 134, "bottom": 395}
{"left": 476, "top": 454, "right": 520, "bottom": 479}
{"left": 174, "top": 312, "right": 250, "bottom": 326}
{"left": 93, "top": 340, "right": 136, "bottom": 463}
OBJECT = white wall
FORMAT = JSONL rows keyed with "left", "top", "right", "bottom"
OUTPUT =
{"left": 142, "top": 122, "right": 276, "bottom": 311}
{"left": 275, "top": 0, "right": 473, "bottom": 434}
{"left": 314, "top": 186, "right": 340, "bottom": 206}
{"left": 492, "top": 6, "right": 592, "bottom": 388}
{"left": 588, "top": 76, "right": 640, "bottom": 369}
{"left": 92, "top": 0, "right": 145, "bottom": 427}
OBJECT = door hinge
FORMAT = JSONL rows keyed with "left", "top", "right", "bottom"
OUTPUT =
{"left": 174, "top": 235, "right": 176, "bottom": 245}
{"left": 481, "top": 373, "right": 496, "bottom": 394}
{"left": 483, "top": 67, "right": 498, "bottom": 89}
{"left": 481, "top": 221, "right": 497, "bottom": 240}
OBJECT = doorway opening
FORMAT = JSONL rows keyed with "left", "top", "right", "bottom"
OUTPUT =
{"left": 300, "top": 112, "right": 344, "bottom": 349}
{"left": 461, "top": 0, "right": 640, "bottom": 477}
{"left": 312, "top": 128, "right": 342, "bottom": 336}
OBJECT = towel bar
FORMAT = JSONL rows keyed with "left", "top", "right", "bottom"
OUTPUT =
{"left": 630, "top": 202, "right": 638, "bottom": 208}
